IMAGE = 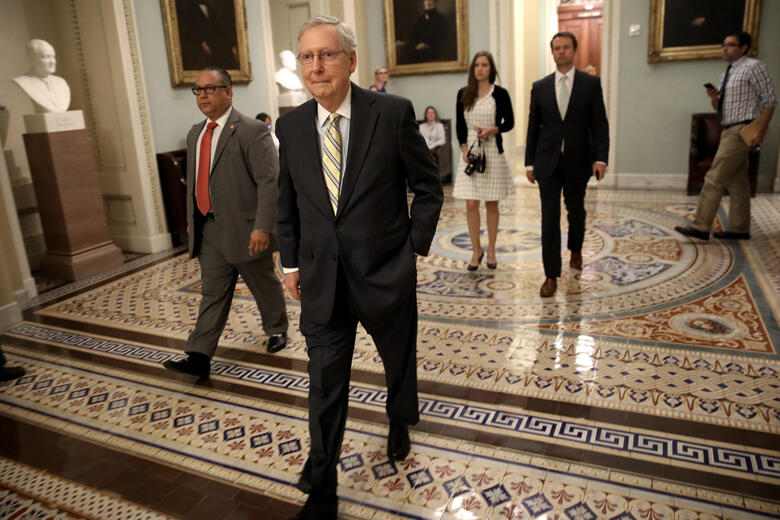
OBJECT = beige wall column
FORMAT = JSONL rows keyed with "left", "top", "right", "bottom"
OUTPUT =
{"left": 52, "top": 0, "right": 171, "bottom": 253}
{"left": 0, "top": 166, "right": 25, "bottom": 328}
{"left": 600, "top": 0, "right": 619, "bottom": 188}
{"left": 0, "top": 109, "right": 36, "bottom": 307}
{"left": 775, "top": 136, "right": 780, "bottom": 193}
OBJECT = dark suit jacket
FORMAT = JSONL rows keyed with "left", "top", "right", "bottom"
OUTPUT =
{"left": 525, "top": 69, "right": 609, "bottom": 179}
{"left": 276, "top": 84, "right": 443, "bottom": 325}
{"left": 186, "top": 107, "right": 279, "bottom": 264}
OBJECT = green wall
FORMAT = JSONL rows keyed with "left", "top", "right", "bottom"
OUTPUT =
{"left": 616, "top": 0, "right": 779, "bottom": 184}
{"left": 134, "top": 0, "right": 273, "bottom": 153}
{"left": 364, "top": 0, "right": 491, "bottom": 170}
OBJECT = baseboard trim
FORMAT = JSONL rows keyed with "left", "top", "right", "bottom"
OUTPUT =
{"left": 0, "top": 301, "right": 23, "bottom": 330}
{"left": 615, "top": 173, "right": 688, "bottom": 190}
{"left": 109, "top": 232, "right": 172, "bottom": 254}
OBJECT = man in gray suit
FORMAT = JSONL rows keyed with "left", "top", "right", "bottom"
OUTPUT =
{"left": 163, "top": 67, "right": 288, "bottom": 379}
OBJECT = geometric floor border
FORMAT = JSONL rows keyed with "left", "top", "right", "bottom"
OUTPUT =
{"left": 0, "top": 456, "right": 173, "bottom": 520}
{"left": 1, "top": 347, "right": 779, "bottom": 520}
{"left": 4, "top": 326, "right": 780, "bottom": 485}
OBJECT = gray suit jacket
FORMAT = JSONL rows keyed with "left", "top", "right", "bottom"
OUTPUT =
{"left": 186, "top": 107, "right": 279, "bottom": 264}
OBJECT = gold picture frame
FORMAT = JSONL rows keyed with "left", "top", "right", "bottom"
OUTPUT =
{"left": 383, "top": 0, "right": 469, "bottom": 76}
{"left": 648, "top": 0, "right": 761, "bottom": 63}
{"left": 160, "top": 0, "right": 252, "bottom": 86}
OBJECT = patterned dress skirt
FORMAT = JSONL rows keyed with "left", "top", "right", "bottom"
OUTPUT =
{"left": 453, "top": 87, "right": 515, "bottom": 201}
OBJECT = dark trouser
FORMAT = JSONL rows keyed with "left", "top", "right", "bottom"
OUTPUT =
{"left": 187, "top": 219, "right": 288, "bottom": 357}
{"left": 296, "top": 264, "right": 419, "bottom": 496}
{"left": 537, "top": 158, "right": 590, "bottom": 278}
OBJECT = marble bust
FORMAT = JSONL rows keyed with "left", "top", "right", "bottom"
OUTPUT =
{"left": 275, "top": 50, "right": 307, "bottom": 107}
{"left": 13, "top": 39, "right": 71, "bottom": 113}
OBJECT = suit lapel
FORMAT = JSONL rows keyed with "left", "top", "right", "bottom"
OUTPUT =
{"left": 541, "top": 74, "right": 561, "bottom": 122}
{"left": 564, "top": 70, "right": 583, "bottom": 121}
{"left": 338, "top": 84, "right": 378, "bottom": 215}
{"left": 210, "top": 108, "right": 240, "bottom": 175}
{"left": 187, "top": 121, "right": 206, "bottom": 196}
{"left": 298, "top": 100, "right": 334, "bottom": 218}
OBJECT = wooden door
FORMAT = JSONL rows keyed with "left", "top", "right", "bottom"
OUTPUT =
{"left": 557, "top": 2, "right": 603, "bottom": 75}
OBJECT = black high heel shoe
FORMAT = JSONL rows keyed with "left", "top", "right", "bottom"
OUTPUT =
{"left": 467, "top": 249, "right": 484, "bottom": 271}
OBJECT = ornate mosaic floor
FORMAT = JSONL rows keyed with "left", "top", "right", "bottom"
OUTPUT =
{"left": 1, "top": 187, "right": 779, "bottom": 519}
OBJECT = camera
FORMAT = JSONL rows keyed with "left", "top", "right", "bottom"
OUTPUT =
{"left": 464, "top": 151, "right": 485, "bottom": 176}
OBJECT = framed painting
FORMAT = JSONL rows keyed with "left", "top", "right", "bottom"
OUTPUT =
{"left": 160, "top": 0, "right": 252, "bottom": 86}
{"left": 648, "top": 0, "right": 761, "bottom": 63}
{"left": 383, "top": 0, "right": 469, "bottom": 76}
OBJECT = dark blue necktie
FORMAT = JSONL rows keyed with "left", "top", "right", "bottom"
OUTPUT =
{"left": 717, "top": 64, "right": 732, "bottom": 123}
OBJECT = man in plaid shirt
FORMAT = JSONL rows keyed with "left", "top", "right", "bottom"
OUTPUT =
{"left": 676, "top": 31, "right": 776, "bottom": 241}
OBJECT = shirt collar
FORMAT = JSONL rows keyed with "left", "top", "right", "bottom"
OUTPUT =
{"left": 729, "top": 55, "right": 747, "bottom": 69}
{"left": 209, "top": 106, "right": 232, "bottom": 127}
{"left": 317, "top": 87, "right": 352, "bottom": 128}
{"left": 555, "top": 67, "right": 575, "bottom": 83}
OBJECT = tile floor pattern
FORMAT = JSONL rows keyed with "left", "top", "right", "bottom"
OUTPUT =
{"left": 1, "top": 186, "right": 779, "bottom": 519}
{"left": 0, "top": 457, "right": 173, "bottom": 520}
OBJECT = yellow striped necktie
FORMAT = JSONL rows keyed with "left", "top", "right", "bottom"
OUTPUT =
{"left": 322, "top": 113, "right": 343, "bottom": 214}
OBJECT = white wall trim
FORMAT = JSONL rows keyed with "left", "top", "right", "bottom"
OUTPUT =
{"left": 13, "top": 288, "right": 31, "bottom": 309}
{"left": 601, "top": 0, "right": 620, "bottom": 188}
{"left": 259, "top": 0, "right": 279, "bottom": 121}
{"left": 342, "top": 0, "right": 359, "bottom": 81}
{"left": 0, "top": 301, "right": 22, "bottom": 330}
{"left": 111, "top": 232, "right": 172, "bottom": 254}
{"left": 615, "top": 173, "right": 688, "bottom": 190}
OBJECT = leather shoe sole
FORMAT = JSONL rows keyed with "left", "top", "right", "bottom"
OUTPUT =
{"left": 539, "top": 278, "right": 557, "bottom": 297}
{"left": 713, "top": 231, "right": 750, "bottom": 240}
{"left": 387, "top": 423, "right": 411, "bottom": 461}
{"left": 0, "top": 366, "right": 26, "bottom": 382}
{"left": 290, "top": 494, "right": 338, "bottom": 520}
{"left": 266, "top": 333, "right": 287, "bottom": 353}
{"left": 163, "top": 358, "right": 210, "bottom": 378}
{"left": 674, "top": 225, "right": 709, "bottom": 240}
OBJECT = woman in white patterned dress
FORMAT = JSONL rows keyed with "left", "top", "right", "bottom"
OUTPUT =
{"left": 453, "top": 51, "right": 515, "bottom": 270}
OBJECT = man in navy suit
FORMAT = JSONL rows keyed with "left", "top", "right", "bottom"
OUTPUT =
{"left": 525, "top": 31, "right": 609, "bottom": 297}
{"left": 276, "top": 16, "right": 443, "bottom": 519}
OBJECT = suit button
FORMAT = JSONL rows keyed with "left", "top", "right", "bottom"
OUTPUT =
{"left": 331, "top": 255, "right": 337, "bottom": 261}
{"left": 335, "top": 223, "right": 341, "bottom": 229}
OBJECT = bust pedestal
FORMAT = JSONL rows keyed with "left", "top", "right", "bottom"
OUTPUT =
{"left": 22, "top": 112, "right": 123, "bottom": 281}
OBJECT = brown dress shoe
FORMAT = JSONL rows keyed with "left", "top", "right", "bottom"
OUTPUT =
{"left": 539, "top": 277, "right": 557, "bottom": 297}
{"left": 570, "top": 252, "right": 583, "bottom": 270}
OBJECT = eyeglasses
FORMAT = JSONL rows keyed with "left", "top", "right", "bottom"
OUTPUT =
{"left": 191, "top": 85, "right": 228, "bottom": 96}
{"left": 721, "top": 42, "right": 740, "bottom": 48}
{"left": 297, "top": 50, "right": 346, "bottom": 65}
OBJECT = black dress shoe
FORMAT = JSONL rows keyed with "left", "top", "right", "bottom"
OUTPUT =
{"left": 713, "top": 231, "right": 750, "bottom": 240}
{"left": 674, "top": 225, "right": 710, "bottom": 240}
{"left": 266, "top": 333, "right": 287, "bottom": 353}
{"left": 387, "top": 423, "right": 411, "bottom": 461}
{"left": 0, "top": 366, "right": 26, "bottom": 382}
{"left": 290, "top": 494, "right": 338, "bottom": 520}
{"left": 162, "top": 354, "right": 210, "bottom": 378}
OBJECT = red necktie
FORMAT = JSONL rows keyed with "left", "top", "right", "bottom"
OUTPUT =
{"left": 196, "top": 122, "right": 219, "bottom": 216}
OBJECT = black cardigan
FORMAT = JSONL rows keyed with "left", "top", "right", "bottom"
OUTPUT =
{"left": 456, "top": 84, "right": 514, "bottom": 154}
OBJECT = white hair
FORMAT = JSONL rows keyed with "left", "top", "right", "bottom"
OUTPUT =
{"left": 297, "top": 16, "right": 357, "bottom": 54}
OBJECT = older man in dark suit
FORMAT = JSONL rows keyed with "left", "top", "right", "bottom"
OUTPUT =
{"left": 276, "top": 16, "right": 443, "bottom": 519}
{"left": 163, "top": 67, "right": 288, "bottom": 379}
{"left": 526, "top": 31, "right": 609, "bottom": 297}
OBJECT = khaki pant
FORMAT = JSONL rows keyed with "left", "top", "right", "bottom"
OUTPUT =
{"left": 692, "top": 124, "right": 751, "bottom": 233}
